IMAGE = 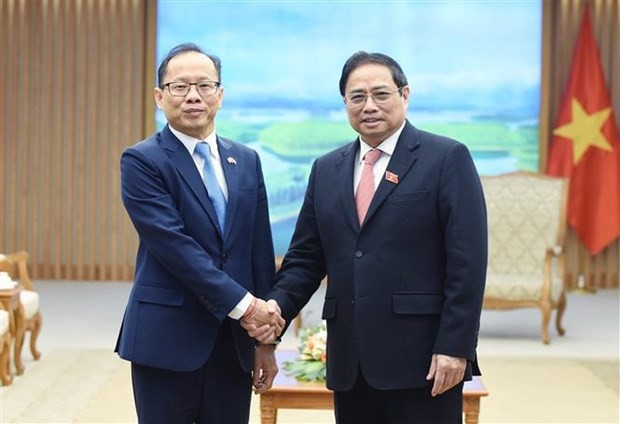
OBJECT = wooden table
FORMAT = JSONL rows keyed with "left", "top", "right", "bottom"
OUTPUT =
{"left": 0, "top": 284, "right": 25, "bottom": 375}
{"left": 261, "top": 350, "right": 489, "bottom": 424}
{"left": 462, "top": 375, "right": 489, "bottom": 424}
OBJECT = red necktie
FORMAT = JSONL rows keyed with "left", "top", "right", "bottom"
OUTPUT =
{"left": 355, "top": 149, "right": 382, "bottom": 224}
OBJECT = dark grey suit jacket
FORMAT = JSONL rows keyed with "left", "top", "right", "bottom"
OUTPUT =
{"left": 270, "top": 120, "right": 487, "bottom": 391}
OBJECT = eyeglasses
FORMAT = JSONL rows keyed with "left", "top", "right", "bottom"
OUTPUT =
{"left": 343, "top": 87, "right": 403, "bottom": 109}
{"left": 162, "top": 81, "right": 221, "bottom": 97}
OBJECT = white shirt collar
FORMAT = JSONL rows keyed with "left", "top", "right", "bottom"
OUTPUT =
{"left": 169, "top": 125, "right": 219, "bottom": 158}
{"left": 357, "top": 121, "right": 405, "bottom": 164}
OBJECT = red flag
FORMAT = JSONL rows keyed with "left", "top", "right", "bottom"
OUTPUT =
{"left": 546, "top": 7, "right": 620, "bottom": 255}
{"left": 385, "top": 171, "right": 399, "bottom": 184}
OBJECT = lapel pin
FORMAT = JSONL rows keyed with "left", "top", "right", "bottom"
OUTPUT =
{"left": 227, "top": 156, "right": 237, "bottom": 165}
{"left": 385, "top": 171, "right": 399, "bottom": 184}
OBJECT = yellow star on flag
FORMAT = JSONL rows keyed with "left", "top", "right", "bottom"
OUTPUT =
{"left": 553, "top": 98, "right": 613, "bottom": 164}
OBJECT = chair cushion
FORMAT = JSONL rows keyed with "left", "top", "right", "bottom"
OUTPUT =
{"left": 20, "top": 290, "right": 39, "bottom": 320}
{"left": 0, "top": 310, "right": 9, "bottom": 335}
{"left": 485, "top": 273, "right": 564, "bottom": 303}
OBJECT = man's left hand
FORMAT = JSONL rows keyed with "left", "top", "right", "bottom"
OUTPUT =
{"left": 252, "top": 344, "right": 278, "bottom": 394}
{"left": 426, "top": 354, "right": 466, "bottom": 397}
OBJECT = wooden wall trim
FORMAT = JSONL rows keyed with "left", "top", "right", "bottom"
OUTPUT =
{"left": 143, "top": 0, "right": 157, "bottom": 138}
{"left": 539, "top": 0, "right": 553, "bottom": 172}
{"left": 1, "top": 0, "right": 144, "bottom": 281}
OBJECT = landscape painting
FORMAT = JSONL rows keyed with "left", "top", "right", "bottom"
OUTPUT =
{"left": 157, "top": 1, "right": 542, "bottom": 254}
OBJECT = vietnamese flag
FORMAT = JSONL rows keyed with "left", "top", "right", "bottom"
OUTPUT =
{"left": 546, "top": 7, "right": 620, "bottom": 255}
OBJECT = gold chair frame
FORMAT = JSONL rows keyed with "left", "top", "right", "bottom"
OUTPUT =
{"left": 0, "top": 251, "right": 42, "bottom": 373}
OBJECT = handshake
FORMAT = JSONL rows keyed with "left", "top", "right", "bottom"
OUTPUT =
{"left": 240, "top": 297, "right": 285, "bottom": 344}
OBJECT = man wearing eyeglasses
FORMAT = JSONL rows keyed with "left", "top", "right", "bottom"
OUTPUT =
{"left": 246, "top": 51, "right": 487, "bottom": 423}
{"left": 116, "top": 43, "right": 284, "bottom": 424}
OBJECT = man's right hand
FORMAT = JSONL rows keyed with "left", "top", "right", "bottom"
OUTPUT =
{"left": 241, "top": 298, "right": 285, "bottom": 343}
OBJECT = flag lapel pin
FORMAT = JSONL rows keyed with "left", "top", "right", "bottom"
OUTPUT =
{"left": 385, "top": 171, "right": 399, "bottom": 184}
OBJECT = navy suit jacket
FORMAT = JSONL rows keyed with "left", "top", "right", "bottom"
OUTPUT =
{"left": 270, "top": 121, "right": 487, "bottom": 391}
{"left": 116, "top": 125, "right": 275, "bottom": 373}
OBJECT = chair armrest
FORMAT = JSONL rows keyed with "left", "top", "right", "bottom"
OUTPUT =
{"left": 0, "top": 251, "right": 35, "bottom": 291}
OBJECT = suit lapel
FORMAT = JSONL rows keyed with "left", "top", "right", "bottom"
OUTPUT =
{"left": 337, "top": 142, "right": 361, "bottom": 232}
{"left": 363, "top": 121, "right": 420, "bottom": 226}
{"left": 218, "top": 137, "right": 238, "bottom": 241}
{"left": 161, "top": 125, "right": 222, "bottom": 236}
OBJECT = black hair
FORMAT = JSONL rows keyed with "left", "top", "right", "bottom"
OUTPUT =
{"left": 157, "top": 42, "right": 222, "bottom": 88}
{"left": 338, "top": 51, "right": 408, "bottom": 95}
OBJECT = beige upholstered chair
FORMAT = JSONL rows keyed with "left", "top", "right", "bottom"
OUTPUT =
{"left": 0, "top": 251, "right": 42, "bottom": 374}
{"left": 481, "top": 172, "right": 569, "bottom": 344}
{"left": 0, "top": 304, "right": 11, "bottom": 385}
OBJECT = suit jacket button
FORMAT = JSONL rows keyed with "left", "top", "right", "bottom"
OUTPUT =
{"left": 222, "top": 253, "right": 229, "bottom": 263}
{"left": 354, "top": 250, "right": 363, "bottom": 258}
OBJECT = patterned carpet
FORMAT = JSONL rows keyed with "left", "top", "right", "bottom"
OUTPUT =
{"left": 1, "top": 349, "right": 618, "bottom": 423}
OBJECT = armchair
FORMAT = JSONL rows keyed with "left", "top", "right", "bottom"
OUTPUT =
{"left": 481, "top": 172, "right": 569, "bottom": 344}
{"left": 0, "top": 251, "right": 42, "bottom": 374}
{"left": 0, "top": 304, "right": 10, "bottom": 385}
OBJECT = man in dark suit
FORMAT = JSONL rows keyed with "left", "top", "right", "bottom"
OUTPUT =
{"left": 116, "top": 43, "right": 284, "bottom": 424}
{"left": 246, "top": 51, "right": 487, "bottom": 423}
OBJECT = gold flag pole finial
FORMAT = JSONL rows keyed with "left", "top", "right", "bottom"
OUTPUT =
{"left": 572, "top": 274, "right": 596, "bottom": 294}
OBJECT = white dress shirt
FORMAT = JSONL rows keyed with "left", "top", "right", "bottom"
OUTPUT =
{"left": 353, "top": 121, "right": 405, "bottom": 194}
{"left": 170, "top": 126, "right": 229, "bottom": 200}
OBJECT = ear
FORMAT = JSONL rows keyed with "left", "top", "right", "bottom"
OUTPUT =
{"left": 401, "top": 85, "right": 411, "bottom": 105}
{"left": 216, "top": 87, "right": 224, "bottom": 108}
{"left": 154, "top": 87, "right": 164, "bottom": 109}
